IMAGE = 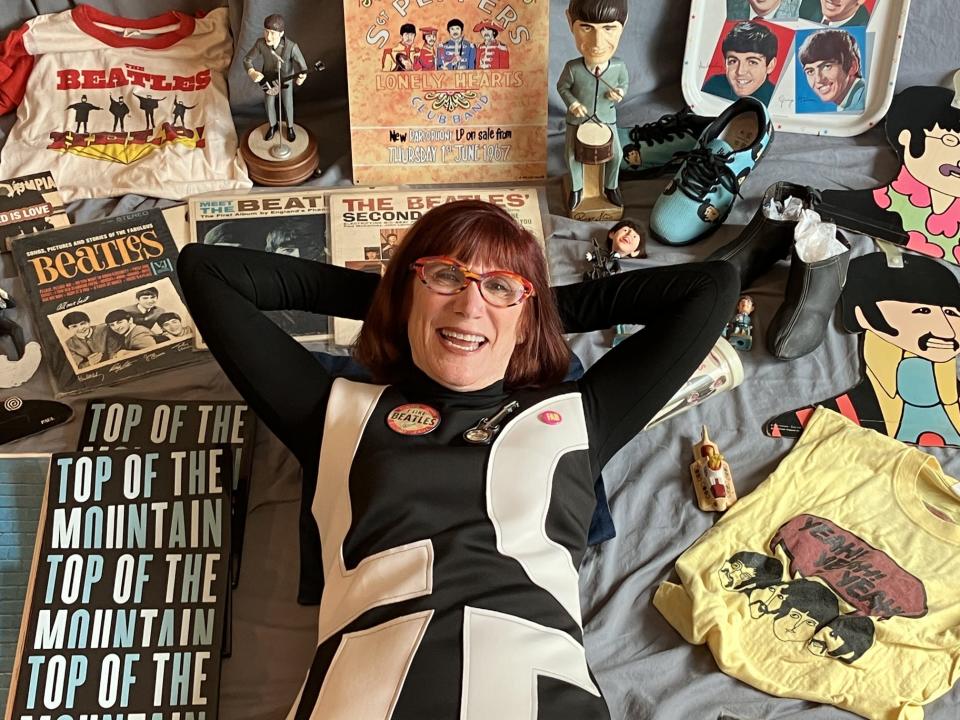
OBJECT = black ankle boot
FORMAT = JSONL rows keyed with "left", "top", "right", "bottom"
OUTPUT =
{"left": 767, "top": 236, "right": 851, "bottom": 360}
{"left": 706, "top": 182, "right": 817, "bottom": 290}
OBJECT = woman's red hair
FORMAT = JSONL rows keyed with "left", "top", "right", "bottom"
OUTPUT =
{"left": 354, "top": 199, "right": 569, "bottom": 389}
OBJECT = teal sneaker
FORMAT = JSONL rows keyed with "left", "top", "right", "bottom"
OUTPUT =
{"left": 650, "top": 97, "right": 773, "bottom": 246}
{"left": 618, "top": 107, "right": 714, "bottom": 181}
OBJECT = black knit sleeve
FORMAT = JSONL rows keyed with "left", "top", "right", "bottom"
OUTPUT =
{"left": 554, "top": 262, "right": 738, "bottom": 472}
{"left": 177, "top": 244, "right": 380, "bottom": 466}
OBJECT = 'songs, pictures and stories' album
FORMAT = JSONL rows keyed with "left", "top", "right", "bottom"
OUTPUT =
{"left": 12, "top": 209, "right": 197, "bottom": 396}
{"left": 342, "top": 0, "right": 549, "bottom": 185}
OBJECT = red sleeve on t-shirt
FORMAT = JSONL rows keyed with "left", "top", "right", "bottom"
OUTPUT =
{"left": 0, "top": 24, "right": 34, "bottom": 115}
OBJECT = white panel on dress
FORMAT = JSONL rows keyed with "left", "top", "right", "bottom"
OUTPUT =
{"left": 310, "top": 610, "right": 433, "bottom": 720}
{"left": 460, "top": 606, "right": 600, "bottom": 720}
{"left": 286, "top": 380, "right": 435, "bottom": 720}
{"left": 311, "top": 379, "right": 434, "bottom": 645}
{"left": 486, "top": 393, "right": 588, "bottom": 628}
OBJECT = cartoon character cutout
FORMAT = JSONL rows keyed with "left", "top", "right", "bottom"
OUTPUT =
{"left": 766, "top": 253, "right": 960, "bottom": 447}
{"left": 817, "top": 86, "right": 960, "bottom": 264}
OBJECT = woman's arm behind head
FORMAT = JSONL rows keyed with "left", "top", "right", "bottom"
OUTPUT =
{"left": 177, "top": 243, "right": 378, "bottom": 465}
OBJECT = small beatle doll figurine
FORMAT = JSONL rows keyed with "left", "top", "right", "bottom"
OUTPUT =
{"left": 723, "top": 294, "right": 755, "bottom": 351}
{"left": 608, "top": 218, "right": 646, "bottom": 259}
{"left": 583, "top": 219, "right": 645, "bottom": 281}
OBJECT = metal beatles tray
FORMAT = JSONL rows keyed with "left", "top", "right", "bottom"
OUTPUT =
{"left": 682, "top": 0, "right": 911, "bottom": 136}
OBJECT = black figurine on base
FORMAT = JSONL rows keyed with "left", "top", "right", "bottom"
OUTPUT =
{"left": 240, "top": 14, "right": 324, "bottom": 184}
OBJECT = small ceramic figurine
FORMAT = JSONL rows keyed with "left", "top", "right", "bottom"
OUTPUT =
{"left": 558, "top": 0, "right": 629, "bottom": 220}
{"left": 239, "top": 14, "right": 324, "bottom": 184}
{"left": 722, "top": 294, "right": 755, "bottom": 351}
{"left": 243, "top": 14, "right": 308, "bottom": 144}
{"left": 690, "top": 426, "right": 737, "bottom": 511}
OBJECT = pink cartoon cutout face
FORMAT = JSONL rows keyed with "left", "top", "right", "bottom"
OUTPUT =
{"left": 900, "top": 124, "right": 960, "bottom": 202}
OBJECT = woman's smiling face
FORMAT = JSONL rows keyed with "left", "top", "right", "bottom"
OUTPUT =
{"left": 407, "top": 260, "right": 526, "bottom": 391}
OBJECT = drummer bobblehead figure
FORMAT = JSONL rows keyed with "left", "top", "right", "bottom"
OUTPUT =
{"left": 558, "top": 0, "right": 629, "bottom": 213}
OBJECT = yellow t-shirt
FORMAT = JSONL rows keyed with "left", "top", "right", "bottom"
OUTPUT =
{"left": 654, "top": 407, "right": 960, "bottom": 720}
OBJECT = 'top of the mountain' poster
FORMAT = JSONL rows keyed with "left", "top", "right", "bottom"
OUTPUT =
{"left": 343, "top": 0, "right": 549, "bottom": 185}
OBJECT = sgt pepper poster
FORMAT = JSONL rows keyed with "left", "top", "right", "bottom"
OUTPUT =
{"left": 343, "top": 0, "right": 549, "bottom": 185}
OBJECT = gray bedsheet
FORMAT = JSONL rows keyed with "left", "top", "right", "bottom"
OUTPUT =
{"left": 0, "top": 1, "right": 958, "bottom": 719}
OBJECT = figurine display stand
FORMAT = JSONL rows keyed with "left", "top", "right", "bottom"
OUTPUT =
{"left": 563, "top": 146, "right": 624, "bottom": 222}
{"left": 240, "top": 123, "right": 319, "bottom": 186}
{"left": 689, "top": 426, "right": 737, "bottom": 512}
{"left": 0, "top": 341, "right": 41, "bottom": 388}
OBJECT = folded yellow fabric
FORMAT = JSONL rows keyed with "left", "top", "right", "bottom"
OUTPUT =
{"left": 654, "top": 407, "right": 960, "bottom": 720}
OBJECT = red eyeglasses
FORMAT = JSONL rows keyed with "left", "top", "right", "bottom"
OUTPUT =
{"left": 410, "top": 256, "right": 535, "bottom": 308}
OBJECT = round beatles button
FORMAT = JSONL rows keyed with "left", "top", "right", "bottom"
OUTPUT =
{"left": 387, "top": 403, "right": 441, "bottom": 435}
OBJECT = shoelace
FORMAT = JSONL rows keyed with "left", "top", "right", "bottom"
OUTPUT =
{"left": 629, "top": 108, "right": 696, "bottom": 146}
{"left": 676, "top": 147, "right": 741, "bottom": 202}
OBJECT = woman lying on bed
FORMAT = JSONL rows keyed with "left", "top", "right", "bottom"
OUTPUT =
{"left": 178, "top": 199, "right": 736, "bottom": 718}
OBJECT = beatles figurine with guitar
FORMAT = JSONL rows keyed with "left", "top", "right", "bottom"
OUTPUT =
{"left": 241, "top": 13, "right": 324, "bottom": 185}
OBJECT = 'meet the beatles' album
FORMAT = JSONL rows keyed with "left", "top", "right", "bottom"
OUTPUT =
{"left": 682, "top": 0, "right": 911, "bottom": 135}
{"left": 189, "top": 189, "right": 331, "bottom": 344}
{"left": 342, "top": 0, "right": 549, "bottom": 185}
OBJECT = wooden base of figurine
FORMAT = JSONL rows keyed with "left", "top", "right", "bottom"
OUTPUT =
{"left": 563, "top": 168, "right": 624, "bottom": 222}
{"left": 240, "top": 122, "right": 320, "bottom": 186}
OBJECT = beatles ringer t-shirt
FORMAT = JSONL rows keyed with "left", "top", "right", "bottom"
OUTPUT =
{"left": 0, "top": 6, "right": 250, "bottom": 201}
